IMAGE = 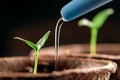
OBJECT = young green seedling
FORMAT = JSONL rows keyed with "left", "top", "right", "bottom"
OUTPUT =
{"left": 14, "top": 31, "right": 50, "bottom": 74}
{"left": 78, "top": 8, "right": 114, "bottom": 54}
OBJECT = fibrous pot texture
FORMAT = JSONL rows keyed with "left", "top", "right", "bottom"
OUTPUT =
{"left": 0, "top": 56, "right": 117, "bottom": 80}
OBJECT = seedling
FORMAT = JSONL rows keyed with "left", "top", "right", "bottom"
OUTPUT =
{"left": 14, "top": 31, "right": 50, "bottom": 74}
{"left": 78, "top": 8, "right": 114, "bottom": 54}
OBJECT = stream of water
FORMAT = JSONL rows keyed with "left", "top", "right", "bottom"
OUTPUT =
{"left": 55, "top": 18, "right": 65, "bottom": 71}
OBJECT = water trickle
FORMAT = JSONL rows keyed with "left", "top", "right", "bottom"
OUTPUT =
{"left": 55, "top": 18, "right": 65, "bottom": 71}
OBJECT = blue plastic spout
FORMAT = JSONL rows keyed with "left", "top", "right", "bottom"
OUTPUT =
{"left": 61, "top": 0, "right": 112, "bottom": 22}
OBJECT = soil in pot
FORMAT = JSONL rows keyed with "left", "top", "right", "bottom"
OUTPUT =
{"left": 0, "top": 56, "right": 117, "bottom": 80}
{"left": 30, "top": 44, "right": 120, "bottom": 80}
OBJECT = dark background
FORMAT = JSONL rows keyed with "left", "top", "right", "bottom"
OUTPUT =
{"left": 0, "top": 0, "right": 120, "bottom": 56}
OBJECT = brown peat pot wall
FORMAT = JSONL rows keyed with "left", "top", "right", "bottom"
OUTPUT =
{"left": 0, "top": 56, "right": 117, "bottom": 80}
{"left": 30, "top": 44, "right": 120, "bottom": 80}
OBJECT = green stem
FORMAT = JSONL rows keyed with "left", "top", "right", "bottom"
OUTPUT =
{"left": 90, "top": 29, "right": 98, "bottom": 55}
{"left": 33, "top": 51, "right": 39, "bottom": 74}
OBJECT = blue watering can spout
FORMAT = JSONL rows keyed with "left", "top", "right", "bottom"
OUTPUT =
{"left": 61, "top": 0, "right": 113, "bottom": 22}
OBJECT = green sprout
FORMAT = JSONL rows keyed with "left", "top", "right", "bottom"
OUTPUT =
{"left": 14, "top": 31, "right": 50, "bottom": 74}
{"left": 78, "top": 8, "right": 114, "bottom": 54}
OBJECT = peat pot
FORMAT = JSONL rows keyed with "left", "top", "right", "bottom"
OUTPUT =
{"left": 30, "top": 44, "right": 120, "bottom": 80}
{"left": 0, "top": 56, "right": 117, "bottom": 80}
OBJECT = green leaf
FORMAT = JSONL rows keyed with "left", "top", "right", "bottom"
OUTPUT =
{"left": 92, "top": 8, "right": 114, "bottom": 29}
{"left": 36, "top": 31, "right": 51, "bottom": 50}
{"left": 14, "top": 37, "right": 38, "bottom": 51}
{"left": 14, "top": 31, "right": 51, "bottom": 52}
{"left": 78, "top": 18, "right": 94, "bottom": 28}
{"left": 78, "top": 8, "right": 114, "bottom": 29}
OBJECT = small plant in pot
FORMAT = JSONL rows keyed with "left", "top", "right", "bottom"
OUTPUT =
{"left": 76, "top": 8, "right": 120, "bottom": 80}
{"left": 0, "top": 31, "right": 51, "bottom": 79}
{"left": 14, "top": 31, "right": 51, "bottom": 74}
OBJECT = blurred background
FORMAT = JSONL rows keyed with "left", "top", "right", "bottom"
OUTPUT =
{"left": 0, "top": 0, "right": 120, "bottom": 57}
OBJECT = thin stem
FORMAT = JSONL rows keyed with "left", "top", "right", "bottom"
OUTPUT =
{"left": 33, "top": 51, "right": 39, "bottom": 74}
{"left": 90, "top": 29, "right": 98, "bottom": 54}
